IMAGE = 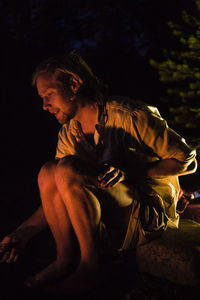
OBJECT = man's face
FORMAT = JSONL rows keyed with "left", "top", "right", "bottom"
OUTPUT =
{"left": 36, "top": 72, "right": 78, "bottom": 124}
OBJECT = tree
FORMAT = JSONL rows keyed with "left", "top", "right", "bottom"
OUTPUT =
{"left": 150, "top": 0, "right": 200, "bottom": 152}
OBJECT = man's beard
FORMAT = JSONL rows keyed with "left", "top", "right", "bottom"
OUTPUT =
{"left": 56, "top": 101, "right": 78, "bottom": 124}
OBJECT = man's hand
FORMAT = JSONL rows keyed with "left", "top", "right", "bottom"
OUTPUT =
{"left": 98, "top": 163, "right": 125, "bottom": 188}
{"left": 0, "top": 227, "right": 33, "bottom": 264}
{"left": 0, "top": 233, "right": 21, "bottom": 263}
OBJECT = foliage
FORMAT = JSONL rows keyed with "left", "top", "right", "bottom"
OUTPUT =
{"left": 150, "top": 0, "right": 200, "bottom": 151}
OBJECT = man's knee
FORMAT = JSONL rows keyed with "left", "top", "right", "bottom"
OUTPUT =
{"left": 55, "top": 156, "right": 82, "bottom": 187}
{"left": 38, "top": 160, "right": 57, "bottom": 188}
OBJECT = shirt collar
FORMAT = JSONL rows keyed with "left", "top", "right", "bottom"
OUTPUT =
{"left": 68, "top": 100, "right": 107, "bottom": 144}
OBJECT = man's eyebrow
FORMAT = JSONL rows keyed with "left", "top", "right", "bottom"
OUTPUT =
{"left": 38, "top": 88, "right": 47, "bottom": 97}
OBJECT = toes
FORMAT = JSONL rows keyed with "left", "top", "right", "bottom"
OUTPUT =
{"left": 24, "top": 276, "right": 42, "bottom": 289}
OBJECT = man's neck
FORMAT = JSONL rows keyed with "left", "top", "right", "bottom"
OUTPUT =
{"left": 74, "top": 103, "right": 98, "bottom": 135}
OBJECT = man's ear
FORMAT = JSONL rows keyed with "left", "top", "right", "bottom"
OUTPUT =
{"left": 69, "top": 76, "right": 81, "bottom": 94}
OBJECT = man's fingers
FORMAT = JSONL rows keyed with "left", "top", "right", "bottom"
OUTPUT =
{"left": 0, "top": 244, "right": 6, "bottom": 253}
{"left": 0, "top": 236, "right": 12, "bottom": 252}
{"left": 13, "top": 255, "right": 19, "bottom": 263}
{"left": 6, "top": 248, "right": 18, "bottom": 263}
{"left": 0, "top": 251, "right": 10, "bottom": 263}
{"left": 98, "top": 163, "right": 125, "bottom": 188}
{"left": 106, "top": 172, "right": 125, "bottom": 188}
{"left": 98, "top": 165, "right": 115, "bottom": 181}
{"left": 99, "top": 169, "right": 120, "bottom": 187}
{"left": 0, "top": 232, "right": 23, "bottom": 263}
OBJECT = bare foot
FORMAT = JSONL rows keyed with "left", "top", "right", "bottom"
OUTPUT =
{"left": 0, "top": 226, "right": 40, "bottom": 263}
{"left": 24, "top": 259, "right": 74, "bottom": 288}
{"left": 43, "top": 262, "right": 105, "bottom": 295}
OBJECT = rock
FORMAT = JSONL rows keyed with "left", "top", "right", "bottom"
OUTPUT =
{"left": 136, "top": 219, "right": 200, "bottom": 286}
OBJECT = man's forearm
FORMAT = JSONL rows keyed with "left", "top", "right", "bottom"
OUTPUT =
{"left": 17, "top": 205, "right": 48, "bottom": 236}
{"left": 147, "top": 158, "right": 196, "bottom": 178}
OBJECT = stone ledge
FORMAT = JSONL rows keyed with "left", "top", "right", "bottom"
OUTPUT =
{"left": 135, "top": 219, "right": 200, "bottom": 286}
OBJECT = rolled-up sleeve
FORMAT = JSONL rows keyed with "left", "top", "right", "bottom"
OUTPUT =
{"left": 131, "top": 107, "right": 196, "bottom": 171}
{"left": 55, "top": 124, "right": 75, "bottom": 159}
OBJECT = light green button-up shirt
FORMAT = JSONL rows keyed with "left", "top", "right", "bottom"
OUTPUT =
{"left": 55, "top": 96, "right": 196, "bottom": 228}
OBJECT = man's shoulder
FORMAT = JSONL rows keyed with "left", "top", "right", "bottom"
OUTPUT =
{"left": 106, "top": 96, "right": 148, "bottom": 115}
{"left": 106, "top": 96, "right": 161, "bottom": 118}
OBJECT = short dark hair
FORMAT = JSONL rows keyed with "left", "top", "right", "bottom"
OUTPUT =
{"left": 32, "top": 51, "right": 108, "bottom": 105}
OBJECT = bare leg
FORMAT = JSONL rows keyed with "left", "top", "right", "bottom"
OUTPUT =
{"left": 25, "top": 160, "right": 81, "bottom": 288}
{"left": 55, "top": 158, "right": 101, "bottom": 264}
{"left": 25, "top": 157, "right": 101, "bottom": 292}
{"left": 39, "top": 161, "right": 76, "bottom": 262}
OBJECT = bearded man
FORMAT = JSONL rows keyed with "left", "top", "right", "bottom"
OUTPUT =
{"left": 0, "top": 52, "right": 197, "bottom": 294}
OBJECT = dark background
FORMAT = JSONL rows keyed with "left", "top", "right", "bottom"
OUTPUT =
{"left": 0, "top": 1, "right": 200, "bottom": 299}
{"left": 1, "top": 0, "right": 199, "bottom": 233}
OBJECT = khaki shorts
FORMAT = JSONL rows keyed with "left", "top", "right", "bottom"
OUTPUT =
{"left": 61, "top": 155, "right": 167, "bottom": 252}
{"left": 84, "top": 181, "right": 167, "bottom": 252}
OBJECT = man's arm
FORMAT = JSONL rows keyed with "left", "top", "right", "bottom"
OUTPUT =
{"left": 129, "top": 107, "right": 197, "bottom": 179}
{"left": 147, "top": 158, "right": 197, "bottom": 178}
{"left": 0, "top": 205, "right": 48, "bottom": 263}
{"left": 16, "top": 204, "right": 47, "bottom": 233}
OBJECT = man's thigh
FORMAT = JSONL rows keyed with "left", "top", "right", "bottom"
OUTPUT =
{"left": 58, "top": 155, "right": 99, "bottom": 185}
{"left": 59, "top": 156, "right": 136, "bottom": 241}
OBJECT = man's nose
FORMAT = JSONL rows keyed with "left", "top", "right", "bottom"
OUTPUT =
{"left": 43, "top": 97, "right": 51, "bottom": 110}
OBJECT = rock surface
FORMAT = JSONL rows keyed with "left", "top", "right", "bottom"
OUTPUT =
{"left": 136, "top": 219, "right": 200, "bottom": 286}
